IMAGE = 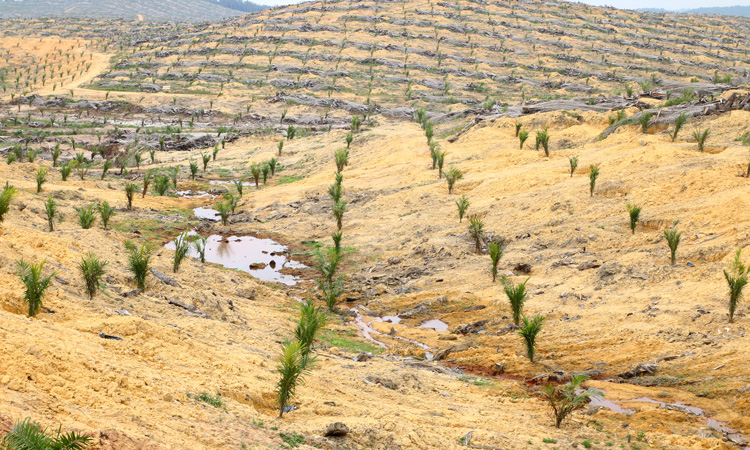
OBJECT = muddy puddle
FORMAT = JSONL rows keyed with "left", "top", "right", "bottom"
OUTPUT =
{"left": 165, "top": 233, "right": 305, "bottom": 285}
{"left": 193, "top": 206, "right": 221, "bottom": 221}
{"left": 419, "top": 319, "right": 449, "bottom": 331}
{"left": 591, "top": 386, "right": 750, "bottom": 448}
{"left": 175, "top": 190, "right": 215, "bottom": 199}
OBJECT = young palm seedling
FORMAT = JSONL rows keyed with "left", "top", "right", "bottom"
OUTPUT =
{"left": 671, "top": 113, "right": 688, "bottom": 142}
{"left": 154, "top": 174, "right": 170, "bottom": 196}
{"left": 456, "top": 195, "right": 469, "bottom": 222}
{"left": 489, "top": 241, "right": 503, "bottom": 282}
{"left": 44, "top": 196, "right": 60, "bottom": 232}
{"left": 101, "top": 159, "right": 112, "bottom": 180}
{"left": 328, "top": 182, "right": 342, "bottom": 203}
{"left": 193, "top": 235, "right": 208, "bottom": 263}
{"left": 61, "top": 161, "right": 73, "bottom": 181}
{"left": 79, "top": 252, "right": 107, "bottom": 300}
{"left": 98, "top": 201, "right": 115, "bottom": 230}
{"left": 268, "top": 157, "right": 278, "bottom": 176}
{"left": 125, "top": 182, "right": 137, "bottom": 210}
{"left": 201, "top": 152, "right": 211, "bottom": 171}
{"left": 543, "top": 375, "right": 601, "bottom": 428}
{"left": 295, "top": 299, "right": 327, "bottom": 354}
{"left": 519, "top": 130, "right": 529, "bottom": 150}
{"left": 515, "top": 122, "right": 522, "bottom": 137}
{"left": 569, "top": 156, "right": 578, "bottom": 177}
{"left": 262, "top": 163, "right": 270, "bottom": 184}
{"left": 724, "top": 249, "right": 749, "bottom": 323}
{"left": 233, "top": 179, "right": 244, "bottom": 197}
{"left": 216, "top": 201, "right": 231, "bottom": 226}
{"left": 276, "top": 340, "right": 314, "bottom": 419}
{"left": 124, "top": 240, "right": 153, "bottom": 290}
{"left": 251, "top": 163, "right": 261, "bottom": 188}
{"left": 663, "top": 222, "right": 682, "bottom": 265}
{"left": 445, "top": 167, "right": 463, "bottom": 194}
{"left": 74, "top": 160, "right": 89, "bottom": 180}
{"left": 332, "top": 199, "right": 346, "bottom": 231}
{"left": 589, "top": 164, "right": 599, "bottom": 197}
{"left": 626, "top": 203, "right": 642, "bottom": 234}
{"left": 141, "top": 169, "right": 153, "bottom": 198}
{"left": 16, "top": 258, "right": 55, "bottom": 317}
{"left": 504, "top": 277, "right": 529, "bottom": 325}
{"left": 172, "top": 231, "right": 191, "bottom": 273}
{"left": 0, "top": 183, "right": 17, "bottom": 221}
{"left": 693, "top": 128, "right": 709, "bottom": 152}
{"left": 189, "top": 158, "right": 198, "bottom": 180}
{"left": 468, "top": 215, "right": 484, "bottom": 253}
{"left": 52, "top": 144, "right": 61, "bottom": 167}
{"left": 639, "top": 111, "right": 653, "bottom": 133}
{"left": 277, "top": 139, "right": 284, "bottom": 156}
{"left": 436, "top": 150, "right": 446, "bottom": 178}
{"left": 334, "top": 148, "right": 349, "bottom": 173}
{"left": 345, "top": 133, "right": 353, "bottom": 149}
{"left": 518, "top": 314, "right": 544, "bottom": 362}
{"left": 76, "top": 204, "right": 96, "bottom": 229}
{"left": 536, "top": 128, "right": 550, "bottom": 157}
{"left": 1, "top": 417, "right": 92, "bottom": 450}
{"left": 36, "top": 167, "right": 48, "bottom": 193}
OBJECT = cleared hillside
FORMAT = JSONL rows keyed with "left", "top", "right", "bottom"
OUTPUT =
{"left": 0, "top": 0, "right": 244, "bottom": 22}
{"left": 1, "top": 0, "right": 750, "bottom": 449}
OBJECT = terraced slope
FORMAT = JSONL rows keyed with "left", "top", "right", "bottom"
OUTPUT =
{"left": 0, "top": 0, "right": 244, "bottom": 22}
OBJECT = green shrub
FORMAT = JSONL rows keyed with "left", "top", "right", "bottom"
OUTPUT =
{"left": 589, "top": 164, "right": 599, "bottom": 197}
{"left": 489, "top": 241, "right": 503, "bottom": 282}
{"left": 543, "top": 375, "right": 600, "bottom": 428}
{"left": 98, "top": 201, "right": 115, "bottom": 229}
{"left": 0, "top": 417, "right": 92, "bottom": 450}
{"left": 287, "top": 125, "right": 297, "bottom": 140}
{"left": 518, "top": 314, "right": 544, "bottom": 362}
{"left": 268, "top": 157, "right": 278, "bottom": 176}
{"left": 693, "top": 128, "right": 709, "bottom": 152}
{"left": 16, "top": 258, "right": 55, "bottom": 317}
{"left": 504, "top": 277, "right": 529, "bottom": 325}
{"left": 626, "top": 203, "right": 642, "bottom": 234}
{"left": 569, "top": 156, "right": 578, "bottom": 177}
{"left": 125, "top": 182, "right": 137, "bottom": 210}
{"left": 445, "top": 167, "right": 463, "bottom": 194}
{"left": 671, "top": 113, "right": 688, "bottom": 142}
{"left": 724, "top": 249, "right": 749, "bottom": 323}
{"left": 456, "top": 194, "right": 469, "bottom": 222}
{"left": 124, "top": 241, "right": 153, "bottom": 290}
{"left": 663, "top": 222, "right": 681, "bottom": 265}
{"left": 345, "top": 133, "right": 354, "bottom": 148}
{"left": 519, "top": 130, "right": 529, "bottom": 149}
{"left": 0, "top": 183, "right": 17, "bottom": 221}
{"left": 276, "top": 340, "right": 314, "bottom": 418}
{"left": 44, "top": 196, "right": 60, "bottom": 232}
{"left": 468, "top": 215, "right": 484, "bottom": 253}
{"left": 79, "top": 252, "right": 107, "bottom": 300}
{"left": 76, "top": 204, "right": 96, "bottom": 229}
{"left": 36, "top": 167, "right": 48, "bottom": 193}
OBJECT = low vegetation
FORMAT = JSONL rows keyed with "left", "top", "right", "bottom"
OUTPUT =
{"left": 16, "top": 258, "right": 55, "bottom": 317}
{"left": 543, "top": 375, "right": 601, "bottom": 428}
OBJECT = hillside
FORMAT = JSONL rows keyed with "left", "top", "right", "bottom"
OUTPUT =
{"left": 0, "top": 0, "right": 245, "bottom": 22}
{"left": 1, "top": 0, "right": 750, "bottom": 449}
